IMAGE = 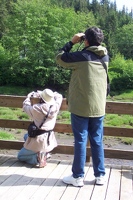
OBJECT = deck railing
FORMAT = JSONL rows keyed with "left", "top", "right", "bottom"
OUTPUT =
{"left": 0, "top": 95, "right": 133, "bottom": 161}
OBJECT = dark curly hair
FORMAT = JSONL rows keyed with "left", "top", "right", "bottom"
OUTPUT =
{"left": 85, "top": 27, "right": 104, "bottom": 46}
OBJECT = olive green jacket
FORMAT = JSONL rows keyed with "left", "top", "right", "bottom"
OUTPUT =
{"left": 56, "top": 45, "right": 109, "bottom": 117}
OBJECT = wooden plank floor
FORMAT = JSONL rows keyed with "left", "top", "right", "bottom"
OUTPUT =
{"left": 0, "top": 154, "right": 133, "bottom": 200}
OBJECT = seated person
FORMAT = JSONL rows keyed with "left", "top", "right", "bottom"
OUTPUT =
{"left": 17, "top": 88, "right": 63, "bottom": 167}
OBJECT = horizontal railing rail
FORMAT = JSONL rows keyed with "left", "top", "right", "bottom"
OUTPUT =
{"left": 0, "top": 95, "right": 133, "bottom": 161}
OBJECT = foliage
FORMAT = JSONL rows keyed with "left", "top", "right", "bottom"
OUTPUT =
{"left": 49, "top": 0, "right": 89, "bottom": 12}
{"left": 115, "top": 24, "right": 133, "bottom": 59}
{"left": 121, "top": 137, "right": 133, "bottom": 145}
{"left": 0, "top": 43, "right": 11, "bottom": 85}
{"left": 0, "top": 107, "right": 29, "bottom": 120}
{"left": 57, "top": 111, "right": 71, "bottom": 124}
{"left": 104, "top": 114, "right": 133, "bottom": 128}
{"left": 0, "top": 131, "right": 16, "bottom": 140}
{"left": 1, "top": 0, "right": 95, "bottom": 88}
{"left": 0, "top": 0, "right": 133, "bottom": 92}
{"left": 109, "top": 54, "right": 133, "bottom": 92}
{"left": 0, "top": 85, "right": 33, "bottom": 95}
{"left": 0, "top": 0, "right": 14, "bottom": 39}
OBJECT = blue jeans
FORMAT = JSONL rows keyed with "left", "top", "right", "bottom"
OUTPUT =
{"left": 17, "top": 133, "right": 38, "bottom": 165}
{"left": 71, "top": 113, "right": 105, "bottom": 178}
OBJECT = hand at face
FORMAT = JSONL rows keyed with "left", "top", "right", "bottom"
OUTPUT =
{"left": 71, "top": 33, "right": 85, "bottom": 44}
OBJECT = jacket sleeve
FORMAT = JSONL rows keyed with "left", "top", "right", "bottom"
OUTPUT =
{"left": 60, "top": 41, "right": 74, "bottom": 52}
{"left": 54, "top": 92, "right": 63, "bottom": 111}
{"left": 56, "top": 42, "right": 83, "bottom": 69}
{"left": 22, "top": 91, "right": 36, "bottom": 118}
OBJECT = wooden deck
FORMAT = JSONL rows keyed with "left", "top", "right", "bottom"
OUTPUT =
{"left": 0, "top": 154, "right": 132, "bottom": 200}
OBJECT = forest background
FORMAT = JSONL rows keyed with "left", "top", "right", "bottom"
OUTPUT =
{"left": 0, "top": 0, "right": 133, "bottom": 96}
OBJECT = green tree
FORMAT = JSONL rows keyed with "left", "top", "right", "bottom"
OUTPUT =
{"left": 1, "top": 0, "right": 95, "bottom": 88}
{"left": 115, "top": 24, "right": 133, "bottom": 60}
{"left": 0, "top": 0, "right": 8, "bottom": 39}
{"left": 49, "top": 0, "right": 88, "bottom": 12}
{"left": 0, "top": 0, "right": 16, "bottom": 39}
{"left": 109, "top": 54, "right": 133, "bottom": 91}
{"left": 0, "top": 43, "right": 11, "bottom": 85}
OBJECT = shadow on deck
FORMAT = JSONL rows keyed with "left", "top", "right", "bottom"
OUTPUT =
{"left": 0, "top": 154, "right": 132, "bottom": 200}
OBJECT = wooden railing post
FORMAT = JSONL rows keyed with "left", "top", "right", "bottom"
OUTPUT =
{"left": 86, "top": 141, "right": 90, "bottom": 162}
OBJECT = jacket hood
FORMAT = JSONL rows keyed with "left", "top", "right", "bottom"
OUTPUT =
{"left": 86, "top": 45, "right": 108, "bottom": 57}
